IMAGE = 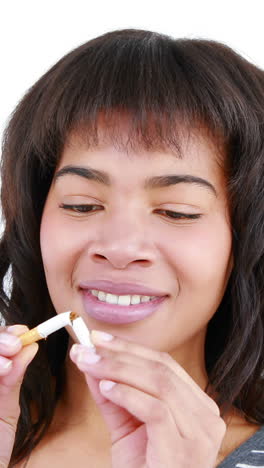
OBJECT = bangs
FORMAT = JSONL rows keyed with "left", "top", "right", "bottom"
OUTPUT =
{"left": 64, "top": 109, "right": 218, "bottom": 160}
{"left": 29, "top": 29, "right": 239, "bottom": 163}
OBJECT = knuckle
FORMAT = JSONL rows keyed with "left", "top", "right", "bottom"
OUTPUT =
{"left": 216, "top": 417, "right": 227, "bottom": 437}
{"left": 152, "top": 361, "right": 173, "bottom": 395}
{"left": 207, "top": 414, "right": 227, "bottom": 438}
{"left": 151, "top": 359, "right": 168, "bottom": 374}
{"left": 149, "top": 399, "right": 170, "bottom": 423}
{"left": 159, "top": 351, "right": 183, "bottom": 373}
{"left": 210, "top": 400, "right": 221, "bottom": 416}
{"left": 111, "top": 358, "right": 125, "bottom": 375}
{"left": 201, "top": 415, "right": 227, "bottom": 447}
{"left": 189, "top": 433, "right": 217, "bottom": 457}
{"left": 157, "top": 350, "right": 174, "bottom": 365}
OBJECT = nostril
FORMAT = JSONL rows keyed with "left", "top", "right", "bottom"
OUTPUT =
{"left": 137, "top": 259, "right": 150, "bottom": 265}
{"left": 93, "top": 254, "right": 108, "bottom": 262}
{"left": 91, "top": 252, "right": 153, "bottom": 269}
{"left": 95, "top": 256, "right": 148, "bottom": 261}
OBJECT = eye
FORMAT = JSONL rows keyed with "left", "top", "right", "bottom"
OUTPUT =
{"left": 59, "top": 204, "right": 102, "bottom": 213}
{"left": 155, "top": 209, "right": 202, "bottom": 221}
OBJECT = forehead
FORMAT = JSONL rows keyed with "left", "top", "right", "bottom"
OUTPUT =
{"left": 59, "top": 126, "right": 226, "bottom": 182}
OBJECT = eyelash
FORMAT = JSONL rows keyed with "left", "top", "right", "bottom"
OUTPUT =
{"left": 59, "top": 204, "right": 202, "bottom": 221}
{"left": 60, "top": 204, "right": 100, "bottom": 213}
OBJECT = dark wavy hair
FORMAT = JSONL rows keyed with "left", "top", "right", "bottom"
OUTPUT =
{"left": 1, "top": 28, "right": 264, "bottom": 466}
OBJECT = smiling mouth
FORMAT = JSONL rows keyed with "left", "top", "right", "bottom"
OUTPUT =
{"left": 80, "top": 289, "right": 168, "bottom": 324}
{"left": 87, "top": 289, "right": 158, "bottom": 306}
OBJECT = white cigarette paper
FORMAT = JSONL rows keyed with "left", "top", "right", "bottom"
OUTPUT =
{"left": 71, "top": 316, "right": 94, "bottom": 347}
{"left": 37, "top": 311, "right": 73, "bottom": 338}
{"left": 19, "top": 311, "right": 94, "bottom": 348}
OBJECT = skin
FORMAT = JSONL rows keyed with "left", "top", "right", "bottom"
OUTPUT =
{"left": 0, "top": 326, "right": 38, "bottom": 468}
{"left": 35, "top": 127, "right": 249, "bottom": 467}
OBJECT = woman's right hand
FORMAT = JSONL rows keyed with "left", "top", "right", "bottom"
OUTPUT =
{"left": 0, "top": 325, "right": 38, "bottom": 468}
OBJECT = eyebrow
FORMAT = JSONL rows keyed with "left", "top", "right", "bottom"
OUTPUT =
{"left": 54, "top": 166, "right": 110, "bottom": 186}
{"left": 54, "top": 165, "right": 217, "bottom": 197}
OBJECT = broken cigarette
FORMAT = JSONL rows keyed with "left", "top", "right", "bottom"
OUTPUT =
{"left": 19, "top": 311, "right": 94, "bottom": 347}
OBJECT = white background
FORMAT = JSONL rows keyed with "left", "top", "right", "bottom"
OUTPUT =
{"left": 0, "top": 0, "right": 264, "bottom": 145}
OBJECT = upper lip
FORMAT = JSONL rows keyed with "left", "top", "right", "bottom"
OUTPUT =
{"left": 78, "top": 280, "right": 169, "bottom": 297}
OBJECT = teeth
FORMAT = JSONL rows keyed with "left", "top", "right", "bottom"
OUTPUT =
{"left": 141, "top": 295, "right": 151, "bottom": 302}
{"left": 98, "top": 291, "right": 106, "bottom": 301}
{"left": 131, "top": 295, "right": 141, "bottom": 305}
{"left": 90, "top": 290, "right": 156, "bottom": 306}
{"left": 106, "top": 293, "right": 118, "bottom": 304}
{"left": 118, "top": 295, "right": 131, "bottom": 306}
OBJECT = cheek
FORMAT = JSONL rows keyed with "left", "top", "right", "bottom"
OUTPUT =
{"left": 160, "top": 215, "right": 232, "bottom": 287}
{"left": 40, "top": 210, "right": 83, "bottom": 277}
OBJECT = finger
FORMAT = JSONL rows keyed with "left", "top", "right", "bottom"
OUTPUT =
{"left": 71, "top": 345, "right": 213, "bottom": 438}
{"left": 0, "top": 325, "right": 29, "bottom": 358}
{"left": 100, "top": 381, "right": 224, "bottom": 466}
{"left": 6, "top": 325, "right": 29, "bottom": 336}
{"left": 84, "top": 373, "right": 141, "bottom": 441}
{"left": 90, "top": 331, "right": 219, "bottom": 416}
{"left": 0, "top": 333, "right": 22, "bottom": 357}
{"left": 0, "top": 342, "right": 38, "bottom": 468}
{"left": 99, "top": 379, "right": 181, "bottom": 445}
{"left": 70, "top": 346, "right": 142, "bottom": 436}
{"left": 0, "top": 343, "right": 39, "bottom": 389}
{"left": 0, "top": 356, "right": 13, "bottom": 377}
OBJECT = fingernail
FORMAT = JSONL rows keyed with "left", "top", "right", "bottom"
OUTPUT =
{"left": 4, "top": 360, "right": 12, "bottom": 369}
{"left": 0, "top": 333, "right": 20, "bottom": 347}
{"left": 71, "top": 343, "right": 101, "bottom": 365}
{"left": 100, "top": 380, "right": 116, "bottom": 391}
{"left": 71, "top": 344, "right": 80, "bottom": 357}
{"left": 77, "top": 350, "right": 101, "bottom": 364}
{"left": 0, "top": 356, "right": 12, "bottom": 369}
{"left": 6, "top": 325, "right": 28, "bottom": 335}
{"left": 91, "top": 331, "right": 114, "bottom": 342}
{"left": 71, "top": 344, "right": 96, "bottom": 358}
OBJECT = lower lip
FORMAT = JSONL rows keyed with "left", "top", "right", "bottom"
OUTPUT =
{"left": 81, "top": 290, "right": 167, "bottom": 324}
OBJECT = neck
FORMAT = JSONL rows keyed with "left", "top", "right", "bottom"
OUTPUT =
{"left": 49, "top": 351, "right": 109, "bottom": 440}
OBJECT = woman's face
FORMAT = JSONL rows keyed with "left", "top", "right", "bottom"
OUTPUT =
{"left": 40, "top": 129, "right": 233, "bottom": 358}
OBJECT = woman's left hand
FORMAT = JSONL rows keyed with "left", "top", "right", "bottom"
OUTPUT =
{"left": 70, "top": 331, "right": 226, "bottom": 468}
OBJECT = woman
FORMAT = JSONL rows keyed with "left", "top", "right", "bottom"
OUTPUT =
{"left": 0, "top": 28, "right": 264, "bottom": 467}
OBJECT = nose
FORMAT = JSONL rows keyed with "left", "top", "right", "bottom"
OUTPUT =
{"left": 88, "top": 212, "right": 156, "bottom": 269}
